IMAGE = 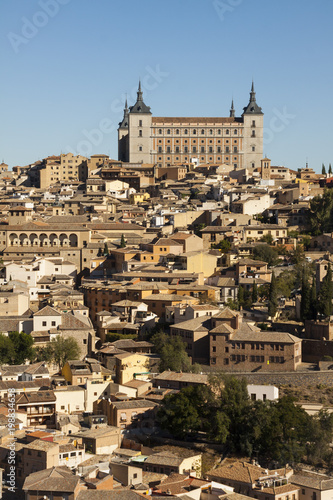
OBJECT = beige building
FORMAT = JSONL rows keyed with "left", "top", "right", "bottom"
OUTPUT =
{"left": 118, "top": 82, "right": 264, "bottom": 169}
{"left": 114, "top": 352, "right": 151, "bottom": 385}
{"left": 39, "top": 153, "right": 88, "bottom": 188}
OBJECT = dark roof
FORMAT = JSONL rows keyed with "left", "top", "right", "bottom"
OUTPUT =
{"left": 129, "top": 83, "right": 152, "bottom": 114}
{"left": 23, "top": 466, "right": 79, "bottom": 492}
{"left": 242, "top": 83, "right": 263, "bottom": 115}
{"left": 77, "top": 491, "right": 150, "bottom": 500}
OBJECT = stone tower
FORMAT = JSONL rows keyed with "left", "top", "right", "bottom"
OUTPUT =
{"left": 127, "top": 81, "right": 152, "bottom": 163}
{"left": 261, "top": 157, "right": 271, "bottom": 180}
{"left": 242, "top": 82, "right": 264, "bottom": 169}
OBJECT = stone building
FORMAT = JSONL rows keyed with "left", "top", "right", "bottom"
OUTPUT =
{"left": 118, "top": 81, "right": 264, "bottom": 169}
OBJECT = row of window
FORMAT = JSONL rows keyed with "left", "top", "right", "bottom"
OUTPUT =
{"left": 157, "top": 158, "right": 238, "bottom": 167}
{"left": 229, "top": 355, "right": 285, "bottom": 363}
{"left": 231, "top": 342, "right": 285, "bottom": 351}
{"left": 157, "top": 146, "right": 238, "bottom": 153}
{"left": 156, "top": 128, "right": 240, "bottom": 135}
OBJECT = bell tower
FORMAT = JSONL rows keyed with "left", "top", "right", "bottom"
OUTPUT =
{"left": 242, "top": 81, "right": 264, "bottom": 169}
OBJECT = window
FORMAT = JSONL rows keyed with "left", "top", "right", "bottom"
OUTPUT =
{"left": 158, "top": 129, "right": 162, "bottom": 134}
{"left": 167, "top": 129, "right": 171, "bottom": 134}
{"left": 176, "top": 129, "right": 179, "bottom": 134}
{"left": 184, "top": 129, "right": 188, "bottom": 134}
{"left": 158, "top": 146, "right": 162, "bottom": 153}
{"left": 201, "top": 129, "right": 205, "bottom": 134}
{"left": 226, "top": 129, "right": 229, "bottom": 134}
{"left": 139, "top": 120, "right": 142, "bottom": 126}
{"left": 193, "top": 129, "right": 196, "bottom": 134}
{"left": 252, "top": 146, "right": 255, "bottom": 151}
{"left": 139, "top": 130, "right": 142, "bottom": 137}
{"left": 51, "top": 321, "right": 56, "bottom": 326}
{"left": 42, "top": 321, "right": 47, "bottom": 326}
{"left": 252, "top": 130, "right": 256, "bottom": 137}
{"left": 139, "top": 146, "right": 142, "bottom": 151}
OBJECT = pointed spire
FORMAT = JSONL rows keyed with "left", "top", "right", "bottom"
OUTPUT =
{"left": 250, "top": 80, "right": 256, "bottom": 102}
{"left": 124, "top": 95, "right": 128, "bottom": 113}
{"left": 230, "top": 98, "right": 235, "bottom": 118}
{"left": 137, "top": 79, "right": 143, "bottom": 101}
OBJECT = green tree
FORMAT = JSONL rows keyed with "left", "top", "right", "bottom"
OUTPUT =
{"left": 103, "top": 242, "right": 109, "bottom": 255}
{"left": 237, "top": 285, "right": 245, "bottom": 308}
{"left": 309, "top": 276, "right": 317, "bottom": 320}
{"left": 252, "top": 281, "right": 258, "bottom": 303}
{"left": 300, "top": 270, "right": 311, "bottom": 322}
{"left": 157, "top": 385, "right": 213, "bottom": 439}
{"left": 211, "top": 239, "right": 231, "bottom": 252}
{"left": 151, "top": 331, "right": 193, "bottom": 372}
{"left": 291, "top": 245, "right": 305, "bottom": 265}
{"left": 194, "top": 223, "right": 206, "bottom": 238}
{"left": 9, "top": 331, "right": 35, "bottom": 364}
{"left": 275, "top": 269, "right": 297, "bottom": 299}
{"left": 51, "top": 336, "right": 81, "bottom": 369}
{"left": 329, "top": 163, "right": 332, "bottom": 175}
{"left": 253, "top": 244, "right": 279, "bottom": 267}
{"left": 317, "top": 262, "right": 333, "bottom": 318}
{"left": 260, "top": 234, "right": 273, "bottom": 244}
{"left": 268, "top": 271, "right": 278, "bottom": 318}
{"left": 0, "top": 335, "right": 16, "bottom": 364}
{"left": 35, "top": 344, "right": 54, "bottom": 363}
{"left": 322, "top": 163, "right": 326, "bottom": 175}
{"left": 120, "top": 234, "right": 126, "bottom": 248}
{"left": 307, "top": 189, "right": 333, "bottom": 235}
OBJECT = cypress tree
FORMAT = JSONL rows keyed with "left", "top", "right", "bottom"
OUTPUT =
{"left": 268, "top": 271, "right": 278, "bottom": 318}
{"left": 322, "top": 164, "right": 326, "bottom": 175}
{"left": 317, "top": 262, "right": 333, "bottom": 318}
{"left": 238, "top": 285, "right": 245, "bottom": 309}
{"left": 120, "top": 234, "right": 126, "bottom": 248}
{"left": 309, "top": 276, "right": 317, "bottom": 320}
{"left": 103, "top": 242, "right": 109, "bottom": 255}
{"left": 329, "top": 163, "right": 332, "bottom": 175}
{"left": 252, "top": 281, "right": 258, "bottom": 304}
{"left": 300, "top": 270, "right": 311, "bottom": 321}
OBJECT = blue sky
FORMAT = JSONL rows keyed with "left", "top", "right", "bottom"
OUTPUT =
{"left": 1, "top": 0, "right": 332, "bottom": 171}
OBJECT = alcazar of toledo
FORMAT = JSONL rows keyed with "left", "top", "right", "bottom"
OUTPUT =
{"left": 118, "top": 82, "right": 263, "bottom": 169}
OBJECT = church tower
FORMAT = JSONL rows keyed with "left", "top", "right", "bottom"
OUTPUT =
{"left": 242, "top": 82, "right": 264, "bottom": 169}
{"left": 261, "top": 157, "right": 271, "bottom": 180}
{"left": 127, "top": 81, "right": 152, "bottom": 163}
{"left": 118, "top": 98, "right": 129, "bottom": 162}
